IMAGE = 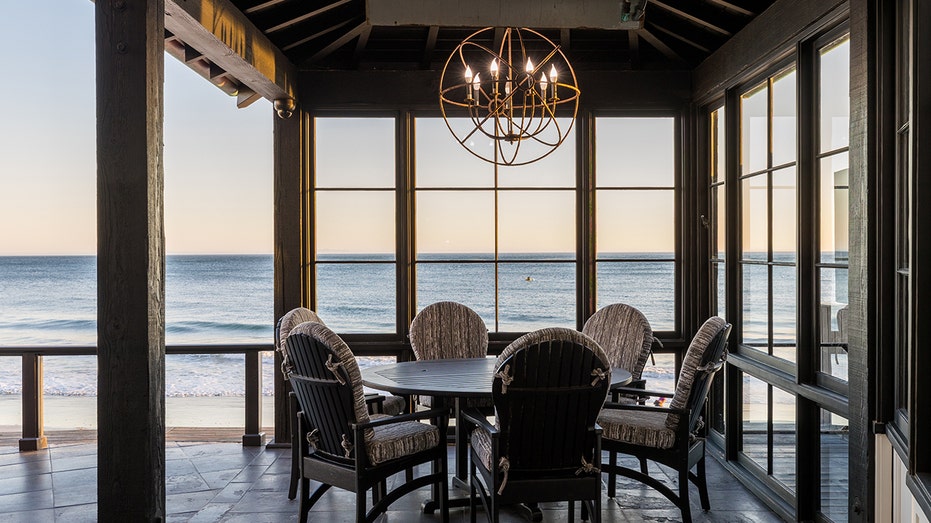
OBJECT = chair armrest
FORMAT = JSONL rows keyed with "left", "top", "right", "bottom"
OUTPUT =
{"left": 602, "top": 401, "right": 689, "bottom": 416}
{"left": 461, "top": 407, "right": 498, "bottom": 435}
{"left": 353, "top": 407, "right": 450, "bottom": 429}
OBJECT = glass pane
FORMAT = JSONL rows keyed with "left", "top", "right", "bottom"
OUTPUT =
{"left": 741, "top": 174, "right": 768, "bottom": 262}
{"left": 596, "top": 117, "right": 675, "bottom": 187}
{"left": 316, "top": 262, "right": 395, "bottom": 333}
{"left": 712, "top": 105, "right": 726, "bottom": 183}
{"left": 819, "top": 37, "right": 851, "bottom": 152}
{"left": 714, "top": 185, "right": 726, "bottom": 258}
{"left": 772, "top": 68, "right": 797, "bottom": 166}
{"left": 772, "top": 386, "right": 797, "bottom": 491}
{"left": 820, "top": 153, "right": 850, "bottom": 264}
{"left": 715, "top": 262, "right": 726, "bottom": 320}
{"left": 741, "top": 373, "right": 769, "bottom": 471}
{"left": 416, "top": 118, "right": 495, "bottom": 188}
{"left": 597, "top": 261, "right": 675, "bottom": 331}
{"left": 416, "top": 191, "right": 495, "bottom": 257}
{"left": 315, "top": 191, "right": 395, "bottom": 257}
{"left": 498, "top": 262, "right": 575, "bottom": 331}
{"left": 44, "top": 355, "right": 97, "bottom": 430}
{"left": 741, "top": 263, "right": 768, "bottom": 349}
{"left": 821, "top": 412, "right": 849, "bottom": 521}
{"left": 820, "top": 268, "right": 849, "bottom": 380}
{"left": 166, "top": 354, "right": 244, "bottom": 427}
{"left": 772, "top": 167, "right": 797, "bottom": 263}
{"left": 498, "top": 191, "right": 575, "bottom": 254}
{"left": 416, "top": 262, "right": 496, "bottom": 328}
{"left": 499, "top": 120, "right": 575, "bottom": 187}
{"left": 596, "top": 190, "right": 675, "bottom": 255}
{"left": 315, "top": 118, "right": 395, "bottom": 188}
{"left": 642, "top": 353, "right": 676, "bottom": 393}
{"left": 772, "top": 265, "right": 797, "bottom": 363}
{"left": 741, "top": 82, "right": 768, "bottom": 174}
{"left": 166, "top": 255, "right": 273, "bottom": 345}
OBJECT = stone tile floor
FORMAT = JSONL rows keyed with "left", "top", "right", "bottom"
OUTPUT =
{"left": 0, "top": 441, "right": 782, "bottom": 522}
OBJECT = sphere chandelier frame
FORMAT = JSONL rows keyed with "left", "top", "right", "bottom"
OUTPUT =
{"left": 439, "top": 27, "right": 581, "bottom": 167}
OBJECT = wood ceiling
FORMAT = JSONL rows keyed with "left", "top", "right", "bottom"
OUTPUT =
{"left": 225, "top": 0, "right": 778, "bottom": 72}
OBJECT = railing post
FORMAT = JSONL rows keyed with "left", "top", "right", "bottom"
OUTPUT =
{"left": 20, "top": 353, "right": 48, "bottom": 451}
{"left": 242, "top": 350, "right": 266, "bottom": 446}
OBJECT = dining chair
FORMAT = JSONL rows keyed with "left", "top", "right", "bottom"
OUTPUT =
{"left": 409, "top": 301, "right": 491, "bottom": 409}
{"left": 285, "top": 321, "right": 451, "bottom": 523}
{"left": 597, "top": 317, "right": 731, "bottom": 523}
{"left": 276, "top": 307, "right": 406, "bottom": 501}
{"left": 462, "top": 327, "right": 610, "bottom": 523}
{"left": 581, "top": 302, "right": 654, "bottom": 495}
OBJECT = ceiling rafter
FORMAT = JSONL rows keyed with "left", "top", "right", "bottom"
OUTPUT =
{"left": 243, "top": 0, "right": 287, "bottom": 15}
{"left": 282, "top": 18, "right": 356, "bottom": 52}
{"left": 352, "top": 24, "right": 373, "bottom": 66}
{"left": 705, "top": 0, "right": 756, "bottom": 17}
{"left": 266, "top": 0, "right": 354, "bottom": 34}
{"left": 635, "top": 28, "right": 684, "bottom": 63}
{"left": 422, "top": 26, "right": 438, "bottom": 69}
{"left": 307, "top": 22, "right": 370, "bottom": 64}
{"left": 650, "top": 0, "right": 733, "bottom": 37}
{"left": 647, "top": 23, "right": 711, "bottom": 53}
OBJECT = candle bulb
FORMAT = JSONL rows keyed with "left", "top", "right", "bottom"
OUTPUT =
{"left": 549, "top": 65, "right": 558, "bottom": 99}
{"left": 526, "top": 58, "right": 534, "bottom": 74}
{"left": 490, "top": 59, "right": 499, "bottom": 80}
{"left": 464, "top": 65, "right": 473, "bottom": 101}
{"left": 540, "top": 73, "right": 548, "bottom": 101}
{"left": 472, "top": 72, "right": 481, "bottom": 100}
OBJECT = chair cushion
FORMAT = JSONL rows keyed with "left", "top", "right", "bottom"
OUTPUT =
{"left": 470, "top": 426, "right": 495, "bottom": 472}
{"left": 366, "top": 420, "right": 440, "bottom": 465}
{"left": 597, "top": 408, "right": 677, "bottom": 450}
{"left": 379, "top": 395, "right": 408, "bottom": 416}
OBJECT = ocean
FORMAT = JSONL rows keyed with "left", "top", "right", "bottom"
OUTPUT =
{"left": 0, "top": 254, "right": 844, "bottom": 401}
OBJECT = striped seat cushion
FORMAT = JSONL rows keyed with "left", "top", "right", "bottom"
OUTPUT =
{"left": 597, "top": 408, "right": 677, "bottom": 450}
{"left": 365, "top": 420, "right": 440, "bottom": 465}
{"left": 470, "top": 426, "right": 495, "bottom": 472}
{"left": 378, "top": 395, "right": 408, "bottom": 416}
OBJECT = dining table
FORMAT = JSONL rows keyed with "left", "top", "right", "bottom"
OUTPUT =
{"left": 362, "top": 357, "right": 632, "bottom": 514}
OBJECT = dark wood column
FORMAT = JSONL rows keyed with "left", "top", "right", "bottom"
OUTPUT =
{"left": 272, "top": 105, "right": 306, "bottom": 445}
{"left": 96, "top": 0, "right": 166, "bottom": 520}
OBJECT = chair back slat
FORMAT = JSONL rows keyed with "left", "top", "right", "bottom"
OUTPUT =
{"left": 285, "top": 322, "right": 370, "bottom": 464}
{"left": 276, "top": 308, "right": 326, "bottom": 379}
{"left": 582, "top": 303, "right": 653, "bottom": 380}
{"left": 666, "top": 317, "right": 731, "bottom": 431}
{"left": 493, "top": 328, "right": 609, "bottom": 474}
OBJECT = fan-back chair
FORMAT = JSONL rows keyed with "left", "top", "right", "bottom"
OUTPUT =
{"left": 463, "top": 327, "right": 610, "bottom": 523}
{"left": 285, "top": 321, "right": 450, "bottom": 523}
{"left": 581, "top": 303, "right": 655, "bottom": 495}
{"left": 597, "top": 317, "right": 731, "bottom": 523}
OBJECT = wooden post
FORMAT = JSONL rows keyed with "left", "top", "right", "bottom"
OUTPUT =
{"left": 96, "top": 0, "right": 166, "bottom": 520}
{"left": 272, "top": 106, "right": 305, "bottom": 445}
{"left": 19, "top": 353, "right": 47, "bottom": 451}
{"left": 242, "top": 351, "right": 265, "bottom": 446}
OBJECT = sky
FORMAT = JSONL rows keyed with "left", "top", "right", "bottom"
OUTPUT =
{"left": 0, "top": 1, "right": 273, "bottom": 255}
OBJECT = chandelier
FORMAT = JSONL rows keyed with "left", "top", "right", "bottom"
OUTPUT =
{"left": 439, "top": 27, "right": 580, "bottom": 166}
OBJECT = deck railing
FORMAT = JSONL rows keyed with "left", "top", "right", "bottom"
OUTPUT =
{"left": 0, "top": 344, "right": 270, "bottom": 451}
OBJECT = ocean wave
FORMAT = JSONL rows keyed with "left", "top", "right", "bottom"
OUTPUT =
{"left": 166, "top": 320, "right": 269, "bottom": 334}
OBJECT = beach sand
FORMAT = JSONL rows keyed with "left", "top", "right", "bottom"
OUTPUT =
{"left": 0, "top": 394, "right": 276, "bottom": 432}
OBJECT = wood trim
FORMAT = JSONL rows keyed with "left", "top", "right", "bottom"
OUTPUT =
{"left": 96, "top": 0, "right": 167, "bottom": 518}
{"left": 164, "top": 0, "right": 297, "bottom": 102}
{"left": 693, "top": 0, "right": 847, "bottom": 102}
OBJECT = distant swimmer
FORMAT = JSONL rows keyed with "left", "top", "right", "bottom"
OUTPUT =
{"left": 525, "top": 276, "right": 533, "bottom": 282}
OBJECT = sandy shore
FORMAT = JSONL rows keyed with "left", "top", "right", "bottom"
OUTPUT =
{"left": 0, "top": 394, "right": 276, "bottom": 432}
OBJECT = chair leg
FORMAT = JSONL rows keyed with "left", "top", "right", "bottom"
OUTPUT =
{"left": 594, "top": 497, "right": 601, "bottom": 523}
{"left": 639, "top": 456, "right": 649, "bottom": 475}
{"left": 439, "top": 454, "right": 450, "bottom": 523}
{"left": 607, "top": 450, "right": 617, "bottom": 497}
{"left": 298, "top": 478, "right": 310, "bottom": 523}
{"left": 469, "top": 459, "right": 478, "bottom": 523}
{"left": 356, "top": 487, "right": 367, "bottom": 523}
{"left": 569, "top": 500, "right": 576, "bottom": 523}
{"left": 288, "top": 394, "right": 299, "bottom": 500}
{"left": 696, "top": 454, "right": 711, "bottom": 511}
{"left": 678, "top": 465, "right": 692, "bottom": 523}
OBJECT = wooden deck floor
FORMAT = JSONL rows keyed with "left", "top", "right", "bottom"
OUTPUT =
{"left": 0, "top": 433, "right": 783, "bottom": 522}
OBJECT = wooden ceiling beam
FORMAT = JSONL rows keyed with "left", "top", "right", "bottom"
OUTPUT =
{"left": 281, "top": 18, "right": 356, "bottom": 52}
{"left": 650, "top": 0, "right": 734, "bottom": 36}
{"left": 352, "top": 24, "right": 373, "bottom": 67}
{"left": 648, "top": 22, "right": 711, "bottom": 53}
{"left": 306, "top": 22, "right": 369, "bottom": 64}
{"left": 243, "top": 0, "right": 288, "bottom": 15}
{"left": 635, "top": 28, "right": 684, "bottom": 63}
{"left": 266, "top": 0, "right": 353, "bottom": 34}
{"left": 704, "top": 0, "right": 756, "bottom": 17}
{"left": 366, "top": 0, "right": 645, "bottom": 30}
{"left": 560, "top": 28, "right": 571, "bottom": 50}
{"left": 421, "top": 26, "right": 438, "bottom": 69}
{"left": 165, "top": 0, "right": 297, "bottom": 102}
